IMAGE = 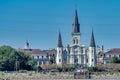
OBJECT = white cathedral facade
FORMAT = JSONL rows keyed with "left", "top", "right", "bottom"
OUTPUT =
{"left": 56, "top": 10, "right": 97, "bottom": 67}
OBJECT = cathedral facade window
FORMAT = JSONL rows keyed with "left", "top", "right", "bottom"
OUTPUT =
{"left": 59, "top": 50, "right": 60, "bottom": 53}
{"left": 76, "top": 39, "right": 78, "bottom": 44}
{"left": 92, "top": 59, "right": 94, "bottom": 62}
{"left": 87, "top": 58, "right": 88, "bottom": 63}
{"left": 59, "top": 59, "right": 61, "bottom": 62}
{"left": 73, "top": 39, "right": 75, "bottom": 44}
{"left": 81, "top": 48, "right": 83, "bottom": 53}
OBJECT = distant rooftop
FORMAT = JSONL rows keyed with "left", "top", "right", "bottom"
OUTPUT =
{"left": 19, "top": 49, "right": 46, "bottom": 54}
{"left": 18, "top": 49, "right": 56, "bottom": 55}
{"left": 105, "top": 48, "right": 120, "bottom": 54}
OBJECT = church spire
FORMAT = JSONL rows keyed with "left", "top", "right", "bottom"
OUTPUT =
{"left": 90, "top": 30, "right": 96, "bottom": 47}
{"left": 57, "top": 32, "right": 63, "bottom": 47}
{"left": 72, "top": 9, "right": 80, "bottom": 33}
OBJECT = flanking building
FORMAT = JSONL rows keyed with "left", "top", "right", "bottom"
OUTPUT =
{"left": 103, "top": 48, "right": 120, "bottom": 64}
{"left": 56, "top": 10, "right": 97, "bottom": 67}
{"left": 18, "top": 41, "right": 56, "bottom": 66}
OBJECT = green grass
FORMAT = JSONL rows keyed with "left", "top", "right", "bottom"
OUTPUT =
{"left": 28, "top": 73, "right": 32, "bottom": 76}
{"left": 0, "top": 73, "right": 5, "bottom": 77}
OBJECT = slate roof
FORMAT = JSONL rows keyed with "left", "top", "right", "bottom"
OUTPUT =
{"left": 105, "top": 48, "right": 120, "bottom": 54}
{"left": 90, "top": 31, "right": 96, "bottom": 47}
{"left": 57, "top": 32, "right": 63, "bottom": 47}
{"left": 72, "top": 9, "right": 80, "bottom": 33}
{"left": 43, "top": 49, "right": 56, "bottom": 54}
{"left": 19, "top": 49, "right": 46, "bottom": 54}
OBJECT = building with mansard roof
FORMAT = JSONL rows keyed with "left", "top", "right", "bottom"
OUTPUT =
{"left": 56, "top": 9, "right": 97, "bottom": 67}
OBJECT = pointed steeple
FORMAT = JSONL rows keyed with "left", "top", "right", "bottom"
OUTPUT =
{"left": 90, "top": 30, "right": 96, "bottom": 47}
{"left": 72, "top": 9, "right": 80, "bottom": 33}
{"left": 57, "top": 32, "right": 63, "bottom": 47}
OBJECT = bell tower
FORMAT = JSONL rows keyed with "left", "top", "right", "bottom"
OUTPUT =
{"left": 72, "top": 9, "right": 81, "bottom": 45}
{"left": 89, "top": 30, "right": 97, "bottom": 66}
{"left": 56, "top": 32, "right": 63, "bottom": 65}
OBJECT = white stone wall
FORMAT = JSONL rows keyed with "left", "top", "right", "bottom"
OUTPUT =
{"left": 32, "top": 54, "right": 47, "bottom": 59}
{"left": 56, "top": 47, "right": 63, "bottom": 65}
{"left": 72, "top": 33, "right": 81, "bottom": 45}
{"left": 104, "top": 53, "right": 120, "bottom": 64}
{"left": 32, "top": 54, "right": 48, "bottom": 66}
{"left": 105, "top": 54, "right": 120, "bottom": 59}
{"left": 88, "top": 47, "right": 96, "bottom": 67}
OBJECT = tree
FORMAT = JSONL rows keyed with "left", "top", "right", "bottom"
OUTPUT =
{"left": 110, "top": 56, "right": 120, "bottom": 63}
{"left": 0, "top": 46, "right": 35, "bottom": 71}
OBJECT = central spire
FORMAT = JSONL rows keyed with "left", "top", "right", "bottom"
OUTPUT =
{"left": 72, "top": 9, "right": 80, "bottom": 33}
{"left": 57, "top": 32, "right": 63, "bottom": 47}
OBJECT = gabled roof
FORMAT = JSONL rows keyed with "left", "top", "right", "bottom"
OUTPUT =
{"left": 105, "top": 48, "right": 120, "bottom": 54}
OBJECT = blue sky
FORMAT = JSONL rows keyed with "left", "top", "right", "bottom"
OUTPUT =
{"left": 0, "top": 0, "right": 120, "bottom": 50}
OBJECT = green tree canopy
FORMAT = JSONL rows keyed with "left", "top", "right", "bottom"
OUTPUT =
{"left": 0, "top": 46, "right": 35, "bottom": 71}
{"left": 110, "top": 56, "right": 120, "bottom": 63}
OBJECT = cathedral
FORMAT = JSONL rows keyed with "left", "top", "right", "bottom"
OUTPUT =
{"left": 56, "top": 9, "right": 97, "bottom": 67}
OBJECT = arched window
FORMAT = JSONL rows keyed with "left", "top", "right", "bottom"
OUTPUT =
{"left": 76, "top": 39, "right": 78, "bottom": 44}
{"left": 73, "top": 39, "right": 75, "bottom": 44}
{"left": 92, "top": 59, "right": 94, "bottom": 62}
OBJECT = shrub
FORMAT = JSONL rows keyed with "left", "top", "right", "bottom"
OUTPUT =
{"left": 28, "top": 73, "right": 32, "bottom": 76}
{"left": 56, "top": 67, "right": 62, "bottom": 72}
{"left": 87, "top": 66, "right": 98, "bottom": 72}
{"left": 37, "top": 66, "right": 43, "bottom": 72}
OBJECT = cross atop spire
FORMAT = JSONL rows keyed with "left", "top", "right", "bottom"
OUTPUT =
{"left": 72, "top": 9, "right": 80, "bottom": 33}
{"left": 57, "top": 32, "right": 63, "bottom": 47}
{"left": 90, "top": 30, "right": 96, "bottom": 47}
